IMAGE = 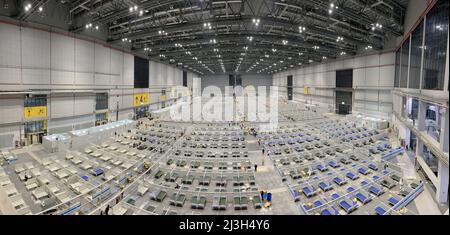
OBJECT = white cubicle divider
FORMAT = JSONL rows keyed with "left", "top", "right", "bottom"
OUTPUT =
{"left": 42, "top": 134, "right": 71, "bottom": 153}
{"left": 42, "top": 120, "right": 135, "bottom": 153}
{"left": 69, "top": 119, "right": 135, "bottom": 150}
{"left": 350, "top": 114, "right": 389, "bottom": 130}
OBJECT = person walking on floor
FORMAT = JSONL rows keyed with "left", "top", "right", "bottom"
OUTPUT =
{"left": 104, "top": 205, "right": 110, "bottom": 215}
{"left": 254, "top": 164, "right": 258, "bottom": 172}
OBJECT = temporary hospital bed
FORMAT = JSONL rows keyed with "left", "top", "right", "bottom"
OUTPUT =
{"left": 32, "top": 187, "right": 49, "bottom": 200}
{"left": 137, "top": 184, "right": 149, "bottom": 196}
{"left": 149, "top": 190, "right": 167, "bottom": 202}
{"left": 80, "top": 162, "right": 93, "bottom": 170}
{"left": 369, "top": 185, "right": 384, "bottom": 196}
{"left": 10, "top": 195, "right": 27, "bottom": 210}
{"left": 191, "top": 196, "right": 207, "bottom": 209}
{"left": 355, "top": 192, "right": 372, "bottom": 204}
{"left": 55, "top": 169, "right": 71, "bottom": 179}
{"left": 99, "top": 155, "right": 112, "bottom": 162}
{"left": 47, "top": 163, "right": 61, "bottom": 172}
{"left": 233, "top": 196, "right": 249, "bottom": 210}
{"left": 112, "top": 205, "right": 128, "bottom": 215}
{"left": 0, "top": 175, "right": 11, "bottom": 186}
{"left": 346, "top": 172, "right": 359, "bottom": 181}
{"left": 25, "top": 179, "right": 39, "bottom": 191}
{"left": 3, "top": 184, "right": 18, "bottom": 196}
{"left": 14, "top": 164, "right": 26, "bottom": 173}
{"left": 169, "top": 193, "right": 186, "bottom": 207}
{"left": 24, "top": 162, "right": 35, "bottom": 170}
{"left": 212, "top": 196, "right": 227, "bottom": 210}
{"left": 55, "top": 191, "right": 72, "bottom": 204}
{"left": 374, "top": 205, "right": 388, "bottom": 215}
{"left": 333, "top": 176, "right": 347, "bottom": 186}
{"left": 302, "top": 186, "right": 317, "bottom": 198}
{"left": 339, "top": 199, "right": 358, "bottom": 214}
{"left": 318, "top": 182, "right": 333, "bottom": 192}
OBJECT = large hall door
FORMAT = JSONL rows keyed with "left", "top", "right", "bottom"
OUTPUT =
{"left": 335, "top": 91, "right": 352, "bottom": 115}
{"left": 287, "top": 75, "right": 293, "bottom": 101}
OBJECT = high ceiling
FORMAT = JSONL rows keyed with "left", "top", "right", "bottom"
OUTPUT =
{"left": 4, "top": 0, "right": 409, "bottom": 75}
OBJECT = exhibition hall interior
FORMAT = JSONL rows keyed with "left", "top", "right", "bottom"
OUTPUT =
{"left": 0, "top": 0, "right": 448, "bottom": 216}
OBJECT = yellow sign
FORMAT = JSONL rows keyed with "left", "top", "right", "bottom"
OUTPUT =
{"left": 24, "top": 106, "right": 47, "bottom": 119}
{"left": 304, "top": 86, "right": 309, "bottom": 95}
{"left": 159, "top": 95, "right": 167, "bottom": 101}
{"left": 133, "top": 93, "right": 150, "bottom": 107}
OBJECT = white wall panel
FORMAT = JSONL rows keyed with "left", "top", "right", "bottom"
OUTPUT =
{"left": 334, "top": 60, "right": 344, "bottom": 70}
{"left": 94, "top": 43, "right": 110, "bottom": 74}
{"left": 166, "top": 65, "right": 174, "bottom": 85}
{"left": 355, "top": 91, "right": 365, "bottom": 100}
{"left": 354, "top": 57, "right": 365, "bottom": 68}
{"left": 51, "top": 33, "right": 74, "bottom": 70}
{"left": 0, "top": 97, "right": 22, "bottom": 124}
{"left": 365, "top": 54, "right": 380, "bottom": 67}
{"left": 365, "top": 91, "right": 379, "bottom": 101}
{"left": 75, "top": 72, "right": 94, "bottom": 85}
{"left": 353, "top": 69, "right": 365, "bottom": 87}
{"left": 379, "top": 66, "right": 395, "bottom": 87}
{"left": 379, "top": 92, "right": 393, "bottom": 102}
{"left": 0, "top": 68, "right": 21, "bottom": 84}
{"left": 326, "top": 62, "right": 335, "bottom": 71}
{"left": 173, "top": 68, "right": 182, "bottom": 86}
{"left": 123, "top": 54, "right": 134, "bottom": 86}
{"left": 273, "top": 52, "right": 396, "bottom": 118}
{"left": 50, "top": 70, "right": 75, "bottom": 85}
{"left": 365, "top": 67, "right": 380, "bottom": 87}
{"left": 149, "top": 61, "right": 158, "bottom": 86}
{"left": 121, "top": 94, "right": 133, "bottom": 109}
{"left": 75, "top": 38, "right": 94, "bottom": 72}
{"left": 21, "top": 27, "right": 50, "bottom": 68}
{"left": 74, "top": 94, "right": 94, "bottom": 115}
{"left": 380, "top": 53, "right": 395, "bottom": 65}
{"left": 22, "top": 69, "right": 50, "bottom": 85}
{"left": 343, "top": 59, "right": 354, "bottom": 69}
{"left": 159, "top": 64, "right": 167, "bottom": 85}
{"left": 95, "top": 73, "right": 110, "bottom": 85}
{"left": 110, "top": 49, "right": 123, "bottom": 86}
{"left": 109, "top": 89, "right": 121, "bottom": 111}
{"left": 51, "top": 70, "right": 74, "bottom": 85}
{"left": 50, "top": 95, "right": 74, "bottom": 118}
{"left": 0, "top": 23, "right": 21, "bottom": 66}
{"left": 325, "top": 72, "right": 335, "bottom": 87}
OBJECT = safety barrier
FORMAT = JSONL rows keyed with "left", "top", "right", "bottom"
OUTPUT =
{"left": 381, "top": 147, "right": 404, "bottom": 161}
{"left": 60, "top": 202, "right": 81, "bottom": 215}
{"left": 391, "top": 182, "right": 424, "bottom": 212}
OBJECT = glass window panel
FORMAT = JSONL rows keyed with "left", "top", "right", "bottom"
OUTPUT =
{"left": 422, "top": 145, "right": 439, "bottom": 177}
{"left": 424, "top": 102, "right": 442, "bottom": 143}
{"left": 399, "top": 37, "right": 410, "bottom": 88}
{"left": 409, "top": 21, "right": 424, "bottom": 89}
{"left": 394, "top": 50, "right": 401, "bottom": 88}
{"left": 422, "top": 0, "right": 449, "bottom": 90}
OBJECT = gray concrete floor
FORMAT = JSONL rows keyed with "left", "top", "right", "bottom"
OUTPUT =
{"left": 0, "top": 101, "right": 445, "bottom": 215}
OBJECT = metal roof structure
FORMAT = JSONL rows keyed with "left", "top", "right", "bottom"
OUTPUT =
{"left": 4, "top": 0, "right": 409, "bottom": 75}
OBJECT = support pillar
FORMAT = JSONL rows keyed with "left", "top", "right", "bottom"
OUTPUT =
{"left": 417, "top": 100, "right": 426, "bottom": 132}
{"left": 440, "top": 108, "right": 449, "bottom": 153}
{"left": 436, "top": 160, "right": 449, "bottom": 204}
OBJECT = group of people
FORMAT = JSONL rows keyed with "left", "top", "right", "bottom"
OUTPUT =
{"left": 260, "top": 191, "right": 273, "bottom": 203}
